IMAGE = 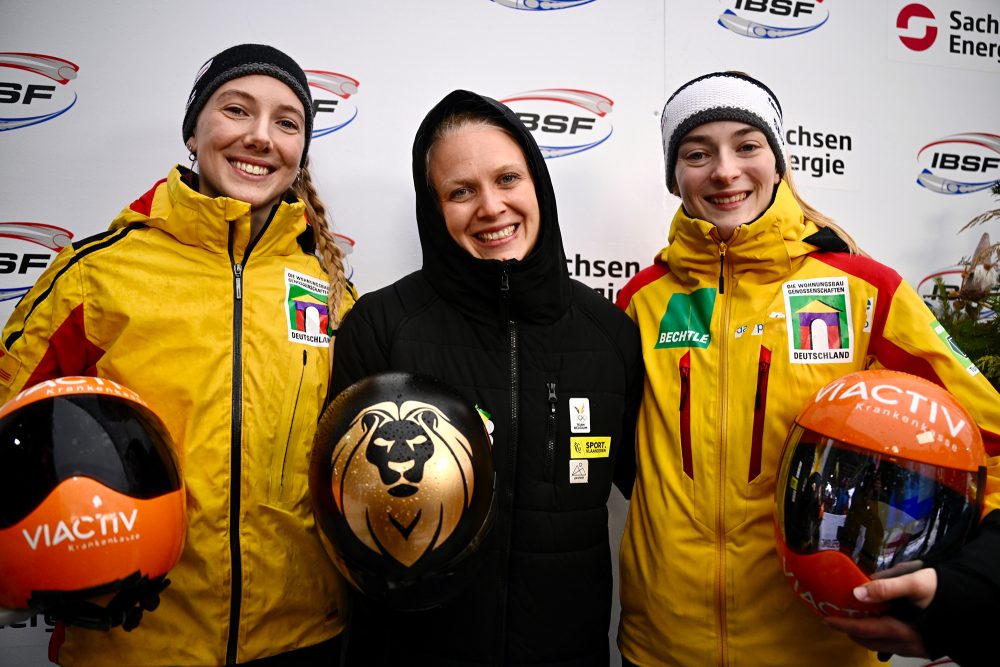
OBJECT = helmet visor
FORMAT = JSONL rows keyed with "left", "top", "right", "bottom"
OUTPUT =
{"left": 777, "top": 425, "right": 984, "bottom": 577}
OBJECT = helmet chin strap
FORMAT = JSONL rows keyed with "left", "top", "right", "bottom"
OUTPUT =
{"left": 28, "top": 572, "right": 171, "bottom": 632}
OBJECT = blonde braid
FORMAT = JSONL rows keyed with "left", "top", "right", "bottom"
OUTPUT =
{"left": 292, "top": 161, "right": 348, "bottom": 334}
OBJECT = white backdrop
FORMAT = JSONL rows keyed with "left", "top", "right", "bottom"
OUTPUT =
{"left": 1, "top": 1, "right": 997, "bottom": 665}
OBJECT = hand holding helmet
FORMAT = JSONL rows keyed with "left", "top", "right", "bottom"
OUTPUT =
{"left": 775, "top": 369, "right": 986, "bottom": 620}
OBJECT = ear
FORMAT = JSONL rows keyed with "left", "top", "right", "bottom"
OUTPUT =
{"left": 774, "top": 170, "right": 781, "bottom": 185}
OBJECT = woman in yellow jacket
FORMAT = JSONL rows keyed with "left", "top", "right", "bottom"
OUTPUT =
{"left": 615, "top": 71, "right": 1000, "bottom": 666}
{"left": 0, "top": 44, "right": 354, "bottom": 666}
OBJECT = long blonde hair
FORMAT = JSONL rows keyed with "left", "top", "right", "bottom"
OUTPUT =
{"left": 291, "top": 160, "right": 348, "bottom": 336}
{"left": 782, "top": 165, "right": 865, "bottom": 256}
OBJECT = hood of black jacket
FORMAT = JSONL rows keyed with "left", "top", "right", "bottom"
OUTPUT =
{"left": 411, "top": 89, "right": 571, "bottom": 326}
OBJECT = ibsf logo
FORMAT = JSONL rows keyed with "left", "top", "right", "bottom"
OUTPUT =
{"left": 718, "top": 0, "right": 829, "bottom": 39}
{"left": 500, "top": 89, "right": 613, "bottom": 159}
{"left": 489, "top": 0, "right": 596, "bottom": 10}
{"left": 896, "top": 3, "right": 937, "bottom": 51}
{"left": 916, "top": 133, "right": 1000, "bottom": 195}
{"left": 0, "top": 53, "right": 79, "bottom": 131}
{"left": 0, "top": 222, "right": 73, "bottom": 306}
{"left": 305, "top": 70, "right": 360, "bottom": 138}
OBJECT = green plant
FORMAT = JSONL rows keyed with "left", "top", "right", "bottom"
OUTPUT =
{"left": 927, "top": 182, "right": 1000, "bottom": 390}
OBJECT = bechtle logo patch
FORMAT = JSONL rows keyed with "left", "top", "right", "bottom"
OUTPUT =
{"left": 916, "top": 132, "right": 1000, "bottom": 195}
{"left": 306, "top": 70, "right": 360, "bottom": 138}
{"left": 0, "top": 52, "right": 79, "bottom": 131}
{"left": 501, "top": 89, "right": 613, "bottom": 159}
{"left": 717, "top": 0, "right": 830, "bottom": 40}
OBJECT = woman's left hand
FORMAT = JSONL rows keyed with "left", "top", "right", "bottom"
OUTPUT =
{"left": 822, "top": 568, "right": 937, "bottom": 658}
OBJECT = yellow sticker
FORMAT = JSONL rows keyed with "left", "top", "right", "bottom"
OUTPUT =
{"left": 570, "top": 437, "right": 610, "bottom": 459}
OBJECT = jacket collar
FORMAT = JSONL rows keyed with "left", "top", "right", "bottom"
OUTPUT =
{"left": 659, "top": 181, "right": 822, "bottom": 289}
{"left": 112, "top": 165, "right": 310, "bottom": 259}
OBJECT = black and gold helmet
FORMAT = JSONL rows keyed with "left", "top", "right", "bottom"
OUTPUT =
{"left": 310, "top": 372, "right": 495, "bottom": 611}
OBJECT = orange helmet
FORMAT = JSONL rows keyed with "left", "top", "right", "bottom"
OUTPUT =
{"left": 775, "top": 369, "right": 986, "bottom": 619}
{"left": 0, "top": 377, "right": 185, "bottom": 630}
{"left": 310, "top": 372, "right": 495, "bottom": 611}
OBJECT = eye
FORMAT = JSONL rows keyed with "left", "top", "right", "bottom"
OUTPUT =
{"left": 277, "top": 118, "right": 300, "bottom": 132}
{"left": 447, "top": 186, "right": 472, "bottom": 202}
{"left": 499, "top": 172, "right": 522, "bottom": 186}
{"left": 222, "top": 105, "right": 247, "bottom": 118}
{"left": 738, "top": 142, "right": 761, "bottom": 154}
{"left": 683, "top": 149, "right": 707, "bottom": 162}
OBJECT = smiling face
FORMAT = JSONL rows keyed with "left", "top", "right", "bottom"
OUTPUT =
{"left": 188, "top": 75, "right": 306, "bottom": 223}
{"left": 674, "top": 120, "right": 781, "bottom": 239}
{"left": 428, "top": 125, "right": 540, "bottom": 261}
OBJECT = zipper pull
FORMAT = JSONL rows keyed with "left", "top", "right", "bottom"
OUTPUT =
{"left": 547, "top": 382, "right": 557, "bottom": 412}
{"left": 233, "top": 263, "right": 243, "bottom": 301}
{"left": 718, "top": 242, "right": 728, "bottom": 295}
{"left": 500, "top": 269, "right": 510, "bottom": 296}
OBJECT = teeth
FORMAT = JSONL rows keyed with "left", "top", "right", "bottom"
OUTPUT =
{"left": 231, "top": 160, "right": 271, "bottom": 176}
{"left": 478, "top": 225, "right": 516, "bottom": 242}
{"left": 710, "top": 193, "right": 748, "bottom": 205}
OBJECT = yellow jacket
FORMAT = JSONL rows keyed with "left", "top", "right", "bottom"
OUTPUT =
{"left": 615, "top": 183, "right": 1000, "bottom": 666}
{"left": 0, "top": 167, "right": 352, "bottom": 665}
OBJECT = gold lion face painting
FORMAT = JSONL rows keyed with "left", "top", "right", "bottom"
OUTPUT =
{"left": 329, "top": 400, "right": 476, "bottom": 567}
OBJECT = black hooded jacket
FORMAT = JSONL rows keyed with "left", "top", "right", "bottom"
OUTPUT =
{"left": 330, "top": 90, "right": 642, "bottom": 666}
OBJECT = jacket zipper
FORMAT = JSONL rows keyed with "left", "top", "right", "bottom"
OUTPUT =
{"left": 678, "top": 352, "right": 693, "bottom": 480}
{"left": 715, "top": 242, "right": 732, "bottom": 666}
{"left": 225, "top": 210, "right": 273, "bottom": 665}
{"left": 718, "top": 242, "right": 728, "bottom": 295}
{"left": 748, "top": 346, "right": 771, "bottom": 483}
{"left": 544, "top": 381, "right": 557, "bottom": 482}
{"left": 495, "top": 267, "right": 518, "bottom": 667}
{"left": 279, "top": 350, "right": 308, "bottom": 496}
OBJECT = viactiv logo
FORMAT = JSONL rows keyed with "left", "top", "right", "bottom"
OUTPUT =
{"left": 896, "top": 3, "right": 937, "bottom": 51}
{"left": 489, "top": 0, "right": 596, "bottom": 10}
{"left": 717, "top": 0, "right": 829, "bottom": 39}
{"left": 500, "top": 89, "right": 613, "bottom": 159}
{"left": 655, "top": 288, "right": 716, "bottom": 349}
{"left": 916, "top": 133, "right": 1000, "bottom": 195}
{"left": 0, "top": 222, "right": 73, "bottom": 305}
{"left": 0, "top": 53, "right": 79, "bottom": 131}
{"left": 306, "top": 70, "right": 360, "bottom": 138}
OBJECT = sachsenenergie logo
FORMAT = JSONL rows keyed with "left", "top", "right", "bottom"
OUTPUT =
{"left": 916, "top": 132, "right": 1000, "bottom": 195}
{"left": 306, "top": 70, "right": 360, "bottom": 138}
{"left": 897, "top": 3, "right": 937, "bottom": 51}
{"left": 717, "top": 0, "right": 829, "bottom": 39}
{"left": 501, "top": 89, "right": 613, "bottom": 159}
{"left": 0, "top": 53, "right": 79, "bottom": 131}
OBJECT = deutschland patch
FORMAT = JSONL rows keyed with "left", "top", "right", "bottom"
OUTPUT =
{"left": 285, "top": 268, "right": 331, "bottom": 347}
{"left": 782, "top": 277, "right": 854, "bottom": 364}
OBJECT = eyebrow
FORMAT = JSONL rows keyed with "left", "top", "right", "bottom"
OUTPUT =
{"left": 215, "top": 89, "right": 305, "bottom": 122}
{"left": 437, "top": 162, "right": 529, "bottom": 189}
{"left": 680, "top": 126, "right": 763, "bottom": 146}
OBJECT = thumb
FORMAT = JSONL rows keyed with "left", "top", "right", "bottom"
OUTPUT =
{"left": 854, "top": 569, "right": 936, "bottom": 608}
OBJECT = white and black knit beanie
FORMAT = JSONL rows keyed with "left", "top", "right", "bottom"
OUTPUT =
{"left": 660, "top": 72, "right": 785, "bottom": 192}
{"left": 182, "top": 44, "right": 313, "bottom": 166}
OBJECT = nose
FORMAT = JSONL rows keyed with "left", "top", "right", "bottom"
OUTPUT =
{"left": 711, "top": 149, "right": 740, "bottom": 184}
{"left": 243, "top": 117, "right": 272, "bottom": 152}
{"left": 477, "top": 186, "right": 506, "bottom": 219}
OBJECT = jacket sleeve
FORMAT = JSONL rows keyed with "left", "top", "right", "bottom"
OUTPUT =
{"left": 329, "top": 295, "right": 391, "bottom": 401}
{"left": 0, "top": 245, "right": 103, "bottom": 405}
{"left": 614, "top": 318, "right": 643, "bottom": 499}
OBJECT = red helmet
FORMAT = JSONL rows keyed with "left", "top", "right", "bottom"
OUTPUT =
{"left": 775, "top": 369, "right": 986, "bottom": 619}
{"left": 0, "top": 377, "right": 185, "bottom": 630}
{"left": 310, "top": 372, "right": 495, "bottom": 611}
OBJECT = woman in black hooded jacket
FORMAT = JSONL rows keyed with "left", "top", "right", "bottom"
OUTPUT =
{"left": 330, "top": 90, "right": 642, "bottom": 666}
